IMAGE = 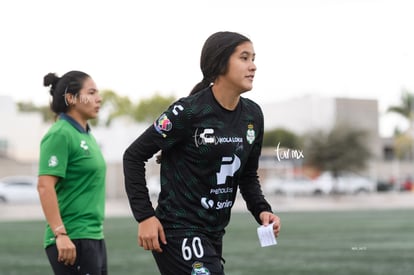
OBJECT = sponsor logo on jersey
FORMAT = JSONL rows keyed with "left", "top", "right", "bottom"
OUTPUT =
{"left": 191, "top": 261, "right": 210, "bottom": 275}
{"left": 210, "top": 187, "right": 233, "bottom": 194}
{"left": 48, "top": 155, "right": 58, "bottom": 167}
{"left": 216, "top": 199, "right": 233, "bottom": 210}
{"left": 200, "top": 197, "right": 233, "bottom": 210}
{"left": 246, "top": 123, "right": 255, "bottom": 144}
{"left": 194, "top": 128, "right": 243, "bottom": 147}
{"left": 216, "top": 155, "right": 241, "bottom": 185}
{"left": 154, "top": 113, "right": 172, "bottom": 137}
{"left": 201, "top": 197, "right": 214, "bottom": 209}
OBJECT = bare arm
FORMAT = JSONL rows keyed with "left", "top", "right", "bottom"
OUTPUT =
{"left": 38, "top": 175, "right": 62, "bottom": 229}
{"left": 37, "top": 175, "right": 76, "bottom": 265}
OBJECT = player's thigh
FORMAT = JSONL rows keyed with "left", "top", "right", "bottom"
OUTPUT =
{"left": 153, "top": 235, "right": 224, "bottom": 275}
{"left": 76, "top": 239, "right": 108, "bottom": 274}
{"left": 46, "top": 239, "right": 107, "bottom": 275}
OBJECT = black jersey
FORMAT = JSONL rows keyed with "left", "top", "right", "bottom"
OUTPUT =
{"left": 123, "top": 87, "right": 272, "bottom": 238}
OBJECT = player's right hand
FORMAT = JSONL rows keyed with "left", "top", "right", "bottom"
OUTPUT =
{"left": 56, "top": 235, "right": 76, "bottom": 265}
{"left": 138, "top": 216, "right": 167, "bottom": 253}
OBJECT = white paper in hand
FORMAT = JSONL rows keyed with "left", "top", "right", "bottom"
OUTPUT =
{"left": 257, "top": 223, "right": 277, "bottom": 247}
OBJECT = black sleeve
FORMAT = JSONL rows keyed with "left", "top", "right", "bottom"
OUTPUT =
{"left": 238, "top": 113, "right": 273, "bottom": 224}
{"left": 123, "top": 125, "right": 160, "bottom": 222}
{"left": 123, "top": 98, "right": 190, "bottom": 222}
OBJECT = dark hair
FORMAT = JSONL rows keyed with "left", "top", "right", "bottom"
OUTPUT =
{"left": 43, "top": 70, "right": 90, "bottom": 114}
{"left": 190, "top": 31, "right": 251, "bottom": 95}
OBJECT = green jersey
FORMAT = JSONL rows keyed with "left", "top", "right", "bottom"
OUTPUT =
{"left": 38, "top": 114, "right": 106, "bottom": 248}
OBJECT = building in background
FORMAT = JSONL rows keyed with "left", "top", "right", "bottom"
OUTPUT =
{"left": 0, "top": 96, "right": 46, "bottom": 162}
{"left": 262, "top": 95, "right": 381, "bottom": 158}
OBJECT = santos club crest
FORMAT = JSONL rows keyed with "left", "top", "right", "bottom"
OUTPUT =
{"left": 191, "top": 261, "right": 210, "bottom": 275}
{"left": 246, "top": 123, "right": 255, "bottom": 144}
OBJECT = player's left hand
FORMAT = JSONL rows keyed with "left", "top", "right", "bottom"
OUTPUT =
{"left": 259, "top": 211, "right": 281, "bottom": 238}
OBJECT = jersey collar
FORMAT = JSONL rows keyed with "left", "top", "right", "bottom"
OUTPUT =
{"left": 59, "top": 113, "right": 91, "bottom": 133}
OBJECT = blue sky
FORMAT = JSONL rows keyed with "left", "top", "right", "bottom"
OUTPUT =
{"left": 1, "top": 0, "right": 413, "bottom": 136}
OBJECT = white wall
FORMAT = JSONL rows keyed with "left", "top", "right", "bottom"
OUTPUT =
{"left": 261, "top": 95, "right": 336, "bottom": 133}
{"left": 0, "top": 96, "right": 46, "bottom": 162}
{"left": 93, "top": 117, "right": 150, "bottom": 163}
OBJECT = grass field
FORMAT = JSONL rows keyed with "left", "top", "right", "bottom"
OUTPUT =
{"left": 0, "top": 209, "right": 413, "bottom": 275}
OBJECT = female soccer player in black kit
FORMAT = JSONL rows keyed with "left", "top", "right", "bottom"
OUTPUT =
{"left": 123, "top": 31, "right": 281, "bottom": 275}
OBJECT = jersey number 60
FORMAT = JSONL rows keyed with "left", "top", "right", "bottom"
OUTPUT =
{"left": 181, "top": 237, "right": 204, "bottom": 261}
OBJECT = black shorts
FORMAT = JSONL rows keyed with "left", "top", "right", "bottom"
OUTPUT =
{"left": 152, "top": 233, "right": 225, "bottom": 275}
{"left": 45, "top": 239, "right": 107, "bottom": 275}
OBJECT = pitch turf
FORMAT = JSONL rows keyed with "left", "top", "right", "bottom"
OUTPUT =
{"left": 0, "top": 209, "right": 413, "bottom": 274}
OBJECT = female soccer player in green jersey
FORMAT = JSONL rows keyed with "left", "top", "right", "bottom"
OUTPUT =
{"left": 38, "top": 71, "right": 107, "bottom": 274}
{"left": 124, "top": 31, "right": 281, "bottom": 275}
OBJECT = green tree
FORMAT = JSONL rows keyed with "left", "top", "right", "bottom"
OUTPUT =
{"left": 132, "top": 93, "right": 176, "bottom": 123}
{"left": 302, "top": 124, "right": 372, "bottom": 177}
{"left": 263, "top": 128, "right": 301, "bottom": 149}
{"left": 387, "top": 88, "right": 414, "bottom": 160}
{"left": 393, "top": 133, "right": 413, "bottom": 160}
{"left": 17, "top": 91, "right": 177, "bottom": 126}
{"left": 100, "top": 90, "right": 133, "bottom": 126}
{"left": 387, "top": 88, "right": 414, "bottom": 128}
{"left": 17, "top": 101, "right": 54, "bottom": 122}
